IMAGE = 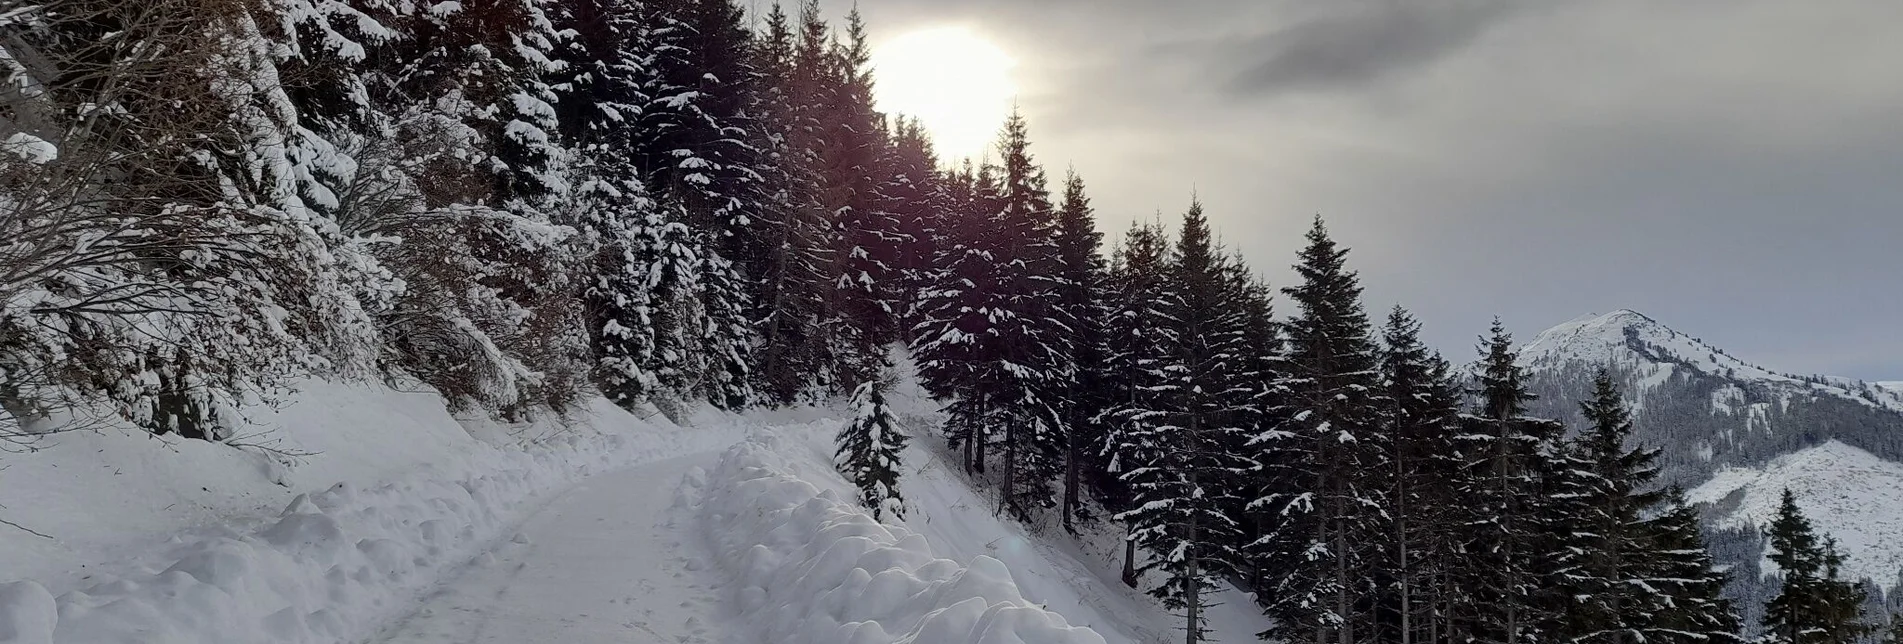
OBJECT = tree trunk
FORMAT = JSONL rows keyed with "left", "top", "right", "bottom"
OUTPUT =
{"left": 973, "top": 391, "right": 987, "bottom": 475}
{"left": 1186, "top": 494, "right": 1201, "bottom": 644}
{"left": 1003, "top": 413, "right": 1017, "bottom": 516}
{"left": 1122, "top": 533, "right": 1139, "bottom": 588}
{"left": 1063, "top": 425, "right": 1081, "bottom": 531}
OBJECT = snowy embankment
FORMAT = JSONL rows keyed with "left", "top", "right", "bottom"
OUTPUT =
{"left": 694, "top": 427, "right": 1109, "bottom": 644}
{"left": 0, "top": 382, "right": 742, "bottom": 644}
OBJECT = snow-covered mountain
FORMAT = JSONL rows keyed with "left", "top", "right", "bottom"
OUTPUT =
{"left": 1516, "top": 309, "right": 1903, "bottom": 486}
{"left": 1517, "top": 309, "right": 1903, "bottom": 625}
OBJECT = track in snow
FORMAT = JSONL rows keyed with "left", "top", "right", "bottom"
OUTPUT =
{"left": 371, "top": 453, "right": 725, "bottom": 644}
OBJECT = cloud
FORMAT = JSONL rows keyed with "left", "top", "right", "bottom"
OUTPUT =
{"left": 844, "top": 0, "right": 1903, "bottom": 378}
{"left": 1227, "top": 0, "right": 1519, "bottom": 95}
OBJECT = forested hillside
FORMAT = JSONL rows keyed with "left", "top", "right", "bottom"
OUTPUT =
{"left": 0, "top": 2, "right": 1873, "bottom": 644}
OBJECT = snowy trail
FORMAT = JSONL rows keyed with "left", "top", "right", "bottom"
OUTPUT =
{"left": 370, "top": 453, "right": 726, "bottom": 644}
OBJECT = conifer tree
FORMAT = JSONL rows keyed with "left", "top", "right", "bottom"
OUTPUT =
{"left": 837, "top": 377, "right": 909, "bottom": 521}
{"left": 1256, "top": 216, "right": 1386, "bottom": 644}
{"left": 1052, "top": 170, "right": 1109, "bottom": 530}
{"left": 1455, "top": 319, "right": 1566, "bottom": 644}
{"left": 632, "top": 0, "right": 759, "bottom": 408}
{"left": 746, "top": 2, "right": 837, "bottom": 404}
{"left": 826, "top": 8, "right": 906, "bottom": 353}
{"left": 882, "top": 118, "right": 945, "bottom": 342}
{"left": 989, "top": 111, "right": 1069, "bottom": 518}
{"left": 1372, "top": 307, "right": 1464, "bottom": 644}
{"left": 1545, "top": 370, "right": 1741, "bottom": 644}
{"left": 1118, "top": 199, "right": 1256, "bottom": 644}
{"left": 1762, "top": 490, "right": 1869, "bottom": 644}
{"left": 911, "top": 161, "right": 995, "bottom": 473}
{"left": 1099, "top": 219, "right": 1178, "bottom": 585}
{"left": 1645, "top": 490, "right": 1744, "bottom": 644}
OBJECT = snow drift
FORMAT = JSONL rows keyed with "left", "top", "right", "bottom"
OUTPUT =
{"left": 694, "top": 429, "right": 1108, "bottom": 644}
{"left": 0, "top": 387, "right": 741, "bottom": 644}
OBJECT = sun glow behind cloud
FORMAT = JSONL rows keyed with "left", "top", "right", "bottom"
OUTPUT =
{"left": 871, "top": 27, "right": 1016, "bottom": 161}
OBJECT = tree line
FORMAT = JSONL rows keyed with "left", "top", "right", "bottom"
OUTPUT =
{"left": 0, "top": 0, "right": 936, "bottom": 439}
{"left": 899, "top": 119, "right": 1876, "bottom": 644}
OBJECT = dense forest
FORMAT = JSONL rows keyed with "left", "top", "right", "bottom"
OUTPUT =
{"left": 0, "top": 0, "right": 1880, "bottom": 643}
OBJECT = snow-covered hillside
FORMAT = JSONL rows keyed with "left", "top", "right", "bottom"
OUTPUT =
{"left": 1687, "top": 440, "right": 1903, "bottom": 583}
{"left": 0, "top": 377, "right": 1254, "bottom": 644}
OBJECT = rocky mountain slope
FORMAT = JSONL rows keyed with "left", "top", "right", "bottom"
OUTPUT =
{"left": 1516, "top": 309, "right": 1903, "bottom": 486}
{"left": 1515, "top": 310, "right": 1903, "bottom": 628}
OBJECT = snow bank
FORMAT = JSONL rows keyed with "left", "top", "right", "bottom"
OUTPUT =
{"left": 693, "top": 430, "right": 1107, "bottom": 644}
{"left": 0, "top": 384, "right": 742, "bottom": 644}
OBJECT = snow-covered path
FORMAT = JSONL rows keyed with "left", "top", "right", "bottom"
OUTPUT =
{"left": 371, "top": 453, "right": 725, "bottom": 644}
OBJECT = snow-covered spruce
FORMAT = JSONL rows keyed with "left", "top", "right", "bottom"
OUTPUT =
{"left": 695, "top": 431, "right": 1107, "bottom": 644}
{"left": 836, "top": 380, "right": 909, "bottom": 521}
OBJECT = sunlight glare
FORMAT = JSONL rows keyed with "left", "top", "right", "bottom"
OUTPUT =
{"left": 872, "top": 27, "right": 1017, "bottom": 161}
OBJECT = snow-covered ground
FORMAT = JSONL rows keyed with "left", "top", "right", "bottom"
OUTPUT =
{"left": 1, "top": 374, "right": 1263, "bottom": 644}
{"left": 371, "top": 454, "right": 729, "bottom": 644}
{"left": 0, "top": 382, "right": 744, "bottom": 644}
{"left": 1687, "top": 440, "right": 1903, "bottom": 582}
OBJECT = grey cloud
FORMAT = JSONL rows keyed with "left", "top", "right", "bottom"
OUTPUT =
{"left": 1226, "top": 0, "right": 1519, "bottom": 95}
{"left": 844, "top": 0, "right": 1903, "bottom": 380}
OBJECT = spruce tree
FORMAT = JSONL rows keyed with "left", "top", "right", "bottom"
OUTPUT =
{"left": 826, "top": 8, "right": 906, "bottom": 353}
{"left": 1762, "top": 489, "right": 1869, "bottom": 644}
{"left": 837, "top": 378, "right": 909, "bottom": 521}
{"left": 632, "top": 0, "right": 760, "bottom": 408}
{"left": 1099, "top": 219, "right": 1178, "bottom": 586}
{"left": 1117, "top": 199, "right": 1256, "bottom": 644}
{"left": 1645, "top": 490, "right": 1744, "bottom": 644}
{"left": 990, "top": 111, "right": 1070, "bottom": 518}
{"left": 1545, "top": 370, "right": 1742, "bottom": 644}
{"left": 1256, "top": 216, "right": 1386, "bottom": 644}
{"left": 1372, "top": 307, "right": 1465, "bottom": 644}
{"left": 1052, "top": 170, "right": 1109, "bottom": 530}
{"left": 746, "top": 2, "right": 837, "bottom": 404}
{"left": 1454, "top": 319, "right": 1567, "bottom": 644}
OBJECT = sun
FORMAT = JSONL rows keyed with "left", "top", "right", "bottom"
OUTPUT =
{"left": 871, "top": 27, "right": 1016, "bottom": 162}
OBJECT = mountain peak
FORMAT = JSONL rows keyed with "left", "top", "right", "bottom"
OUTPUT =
{"left": 1519, "top": 308, "right": 1667, "bottom": 368}
{"left": 1519, "top": 309, "right": 1903, "bottom": 414}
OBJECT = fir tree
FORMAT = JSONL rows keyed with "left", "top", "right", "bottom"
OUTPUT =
{"left": 1099, "top": 219, "right": 1178, "bottom": 586}
{"left": 1762, "top": 489, "right": 1869, "bottom": 644}
{"left": 1052, "top": 169, "right": 1109, "bottom": 530}
{"left": 1454, "top": 319, "right": 1567, "bottom": 644}
{"left": 1256, "top": 216, "right": 1386, "bottom": 644}
{"left": 1372, "top": 307, "right": 1465, "bottom": 644}
{"left": 836, "top": 377, "right": 909, "bottom": 521}
{"left": 1118, "top": 199, "right": 1257, "bottom": 644}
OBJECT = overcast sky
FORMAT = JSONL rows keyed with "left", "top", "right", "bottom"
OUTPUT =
{"left": 833, "top": 0, "right": 1903, "bottom": 380}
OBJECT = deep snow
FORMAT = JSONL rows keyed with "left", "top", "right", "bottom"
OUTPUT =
{"left": 0, "top": 382, "right": 744, "bottom": 644}
{"left": 0, "top": 371, "right": 1270, "bottom": 644}
{"left": 372, "top": 454, "right": 729, "bottom": 644}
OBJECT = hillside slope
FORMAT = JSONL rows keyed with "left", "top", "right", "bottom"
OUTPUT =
{"left": 1687, "top": 440, "right": 1903, "bottom": 584}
